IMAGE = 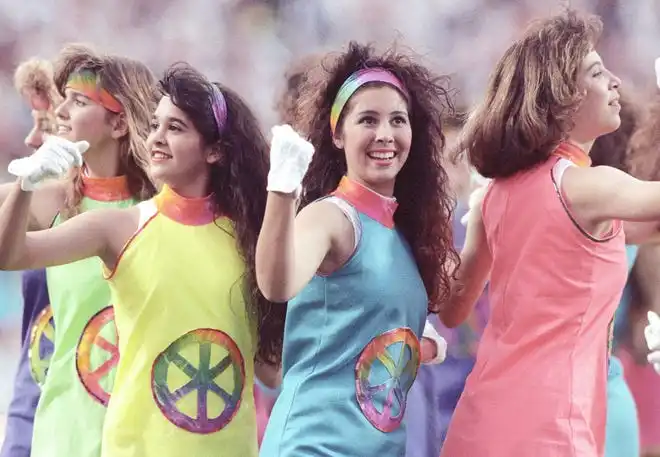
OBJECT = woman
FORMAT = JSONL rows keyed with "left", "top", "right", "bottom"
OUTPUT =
{"left": 0, "top": 45, "right": 156, "bottom": 457}
{"left": 0, "top": 62, "right": 283, "bottom": 457}
{"left": 437, "top": 10, "right": 655, "bottom": 457}
{"left": 1, "top": 58, "right": 60, "bottom": 457}
{"left": 256, "top": 41, "right": 458, "bottom": 456}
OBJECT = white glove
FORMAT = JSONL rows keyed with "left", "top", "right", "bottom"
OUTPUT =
{"left": 460, "top": 178, "right": 490, "bottom": 226}
{"left": 267, "top": 124, "right": 314, "bottom": 196}
{"left": 645, "top": 311, "right": 660, "bottom": 374}
{"left": 655, "top": 57, "right": 660, "bottom": 89}
{"left": 8, "top": 136, "right": 89, "bottom": 191}
{"left": 421, "top": 319, "right": 447, "bottom": 365}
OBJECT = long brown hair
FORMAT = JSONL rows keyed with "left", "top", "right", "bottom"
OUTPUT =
{"left": 53, "top": 44, "right": 157, "bottom": 218}
{"left": 460, "top": 10, "right": 602, "bottom": 178}
{"left": 295, "top": 41, "right": 459, "bottom": 314}
{"left": 158, "top": 63, "right": 284, "bottom": 365}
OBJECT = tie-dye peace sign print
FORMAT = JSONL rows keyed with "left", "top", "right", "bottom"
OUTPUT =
{"left": 355, "top": 327, "right": 421, "bottom": 433}
{"left": 28, "top": 305, "right": 55, "bottom": 387}
{"left": 152, "top": 328, "right": 245, "bottom": 434}
{"left": 76, "top": 306, "right": 119, "bottom": 406}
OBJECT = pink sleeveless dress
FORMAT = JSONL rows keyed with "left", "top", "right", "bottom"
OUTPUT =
{"left": 441, "top": 154, "right": 628, "bottom": 457}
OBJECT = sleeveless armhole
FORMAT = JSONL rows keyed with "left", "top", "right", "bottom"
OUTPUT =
{"left": 104, "top": 200, "right": 158, "bottom": 280}
{"left": 551, "top": 158, "right": 621, "bottom": 242}
{"left": 324, "top": 196, "right": 362, "bottom": 254}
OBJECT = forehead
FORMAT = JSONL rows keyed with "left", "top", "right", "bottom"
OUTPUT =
{"left": 580, "top": 50, "right": 603, "bottom": 71}
{"left": 346, "top": 85, "right": 409, "bottom": 114}
{"left": 154, "top": 95, "right": 190, "bottom": 122}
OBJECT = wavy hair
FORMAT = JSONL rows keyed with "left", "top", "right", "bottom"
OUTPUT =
{"left": 158, "top": 63, "right": 284, "bottom": 364}
{"left": 295, "top": 41, "right": 459, "bottom": 314}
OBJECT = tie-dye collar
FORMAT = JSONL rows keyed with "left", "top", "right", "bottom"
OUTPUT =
{"left": 154, "top": 184, "right": 216, "bottom": 226}
{"left": 332, "top": 176, "right": 398, "bottom": 228}
{"left": 552, "top": 142, "right": 591, "bottom": 168}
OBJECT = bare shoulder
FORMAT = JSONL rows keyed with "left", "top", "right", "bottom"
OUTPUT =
{"left": 297, "top": 199, "right": 352, "bottom": 235}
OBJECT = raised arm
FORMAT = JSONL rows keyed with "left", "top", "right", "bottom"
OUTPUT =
{"left": 0, "top": 180, "right": 114, "bottom": 271}
{"left": 563, "top": 165, "right": 660, "bottom": 224}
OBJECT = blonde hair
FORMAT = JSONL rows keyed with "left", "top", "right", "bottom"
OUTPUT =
{"left": 53, "top": 44, "right": 157, "bottom": 218}
{"left": 14, "top": 58, "right": 62, "bottom": 133}
{"left": 459, "top": 10, "right": 602, "bottom": 178}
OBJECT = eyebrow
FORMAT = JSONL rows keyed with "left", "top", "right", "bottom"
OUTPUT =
{"left": 585, "top": 61, "right": 603, "bottom": 72}
{"left": 153, "top": 115, "right": 188, "bottom": 127}
{"left": 357, "top": 109, "right": 409, "bottom": 116}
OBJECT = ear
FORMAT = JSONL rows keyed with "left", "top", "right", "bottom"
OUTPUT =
{"left": 206, "top": 144, "right": 223, "bottom": 165}
{"left": 110, "top": 112, "right": 129, "bottom": 139}
{"left": 332, "top": 131, "right": 344, "bottom": 150}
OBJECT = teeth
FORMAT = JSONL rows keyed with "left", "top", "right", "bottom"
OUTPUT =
{"left": 368, "top": 152, "right": 395, "bottom": 160}
{"left": 152, "top": 152, "right": 170, "bottom": 160}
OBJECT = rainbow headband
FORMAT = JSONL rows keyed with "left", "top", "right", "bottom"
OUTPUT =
{"left": 210, "top": 84, "right": 228, "bottom": 134}
{"left": 65, "top": 70, "right": 123, "bottom": 113}
{"left": 330, "top": 68, "right": 409, "bottom": 134}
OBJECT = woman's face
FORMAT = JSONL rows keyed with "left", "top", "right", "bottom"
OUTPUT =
{"left": 333, "top": 85, "right": 412, "bottom": 196}
{"left": 571, "top": 50, "right": 622, "bottom": 144}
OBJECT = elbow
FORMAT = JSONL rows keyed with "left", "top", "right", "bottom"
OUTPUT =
{"left": 256, "top": 271, "right": 291, "bottom": 303}
{"left": 0, "top": 245, "right": 20, "bottom": 271}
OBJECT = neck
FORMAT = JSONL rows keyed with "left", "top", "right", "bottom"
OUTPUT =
{"left": 168, "top": 170, "right": 211, "bottom": 199}
{"left": 345, "top": 171, "right": 394, "bottom": 197}
{"left": 566, "top": 138, "right": 595, "bottom": 155}
{"left": 83, "top": 143, "right": 123, "bottom": 178}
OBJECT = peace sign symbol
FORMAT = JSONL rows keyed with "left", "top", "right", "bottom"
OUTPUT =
{"left": 76, "top": 306, "right": 119, "bottom": 406}
{"left": 355, "top": 327, "right": 420, "bottom": 433}
{"left": 28, "top": 305, "right": 55, "bottom": 387}
{"left": 152, "top": 328, "right": 245, "bottom": 434}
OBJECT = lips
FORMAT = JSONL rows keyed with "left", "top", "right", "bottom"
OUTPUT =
{"left": 151, "top": 150, "right": 172, "bottom": 161}
{"left": 367, "top": 150, "right": 397, "bottom": 160}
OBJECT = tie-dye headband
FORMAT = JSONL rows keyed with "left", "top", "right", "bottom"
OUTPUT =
{"left": 65, "top": 70, "right": 123, "bottom": 113}
{"left": 210, "top": 84, "right": 228, "bottom": 134}
{"left": 330, "top": 68, "right": 409, "bottom": 134}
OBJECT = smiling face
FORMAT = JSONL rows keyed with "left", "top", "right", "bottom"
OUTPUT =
{"left": 570, "top": 50, "right": 622, "bottom": 144}
{"left": 54, "top": 88, "right": 119, "bottom": 150}
{"left": 332, "top": 85, "right": 412, "bottom": 196}
{"left": 146, "top": 95, "right": 219, "bottom": 186}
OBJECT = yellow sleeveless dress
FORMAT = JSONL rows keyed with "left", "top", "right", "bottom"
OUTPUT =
{"left": 102, "top": 185, "right": 257, "bottom": 457}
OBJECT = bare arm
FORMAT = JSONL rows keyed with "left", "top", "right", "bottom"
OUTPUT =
{"left": 563, "top": 166, "right": 660, "bottom": 224}
{"left": 0, "top": 181, "right": 113, "bottom": 270}
{"left": 438, "top": 192, "right": 492, "bottom": 328}
{"left": 0, "top": 179, "right": 63, "bottom": 231}
{"left": 255, "top": 193, "right": 347, "bottom": 303}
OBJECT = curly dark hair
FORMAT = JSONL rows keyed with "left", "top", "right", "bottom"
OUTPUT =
{"left": 275, "top": 54, "right": 322, "bottom": 126}
{"left": 53, "top": 44, "right": 158, "bottom": 218}
{"left": 459, "top": 10, "right": 603, "bottom": 178}
{"left": 590, "top": 90, "right": 641, "bottom": 173}
{"left": 628, "top": 89, "right": 660, "bottom": 181}
{"left": 158, "top": 63, "right": 284, "bottom": 365}
{"left": 295, "top": 41, "right": 459, "bottom": 314}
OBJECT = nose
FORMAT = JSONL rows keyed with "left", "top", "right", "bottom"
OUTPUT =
{"left": 609, "top": 70, "right": 621, "bottom": 90}
{"left": 24, "top": 127, "right": 44, "bottom": 150}
{"left": 375, "top": 122, "right": 394, "bottom": 144}
{"left": 146, "top": 125, "right": 166, "bottom": 150}
{"left": 54, "top": 99, "right": 69, "bottom": 120}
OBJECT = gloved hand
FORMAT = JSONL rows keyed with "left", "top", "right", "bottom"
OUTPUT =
{"left": 8, "top": 136, "right": 88, "bottom": 191}
{"left": 645, "top": 311, "right": 660, "bottom": 374}
{"left": 267, "top": 124, "right": 314, "bottom": 196}
{"left": 460, "top": 176, "right": 490, "bottom": 226}
{"left": 420, "top": 319, "right": 447, "bottom": 365}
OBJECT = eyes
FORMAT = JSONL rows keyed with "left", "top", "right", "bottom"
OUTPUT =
{"left": 358, "top": 115, "right": 408, "bottom": 126}
{"left": 149, "top": 121, "right": 182, "bottom": 132}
